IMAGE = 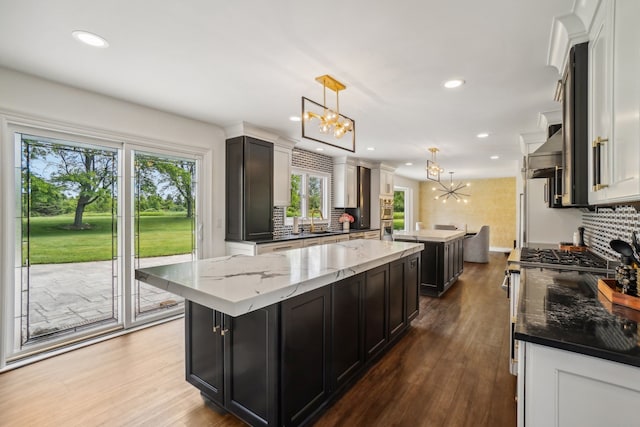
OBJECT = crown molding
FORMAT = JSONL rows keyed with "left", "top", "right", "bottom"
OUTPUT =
{"left": 537, "top": 110, "right": 562, "bottom": 129}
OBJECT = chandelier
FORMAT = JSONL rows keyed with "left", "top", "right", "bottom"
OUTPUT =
{"left": 432, "top": 172, "right": 471, "bottom": 203}
{"left": 302, "top": 75, "right": 353, "bottom": 139}
{"left": 426, "top": 147, "right": 444, "bottom": 181}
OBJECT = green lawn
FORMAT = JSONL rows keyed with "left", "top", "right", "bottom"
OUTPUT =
{"left": 393, "top": 212, "right": 405, "bottom": 230}
{"left": 25, "top": 213, "right": 193, "bottom": 264}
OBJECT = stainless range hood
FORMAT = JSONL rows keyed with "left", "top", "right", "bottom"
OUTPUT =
{"left": 526, "top": 129, "right": 562, "bottom": 179}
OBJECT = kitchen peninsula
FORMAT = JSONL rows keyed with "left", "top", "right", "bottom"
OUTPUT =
{"left": 135, "top": 239, "right": 423, "bottom": 427}
{"left": 394, "top": 229, "right": 466, "bottom": 296}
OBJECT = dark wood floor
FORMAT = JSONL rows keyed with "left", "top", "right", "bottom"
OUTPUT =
{"left": 0, "top": 252, "right": 515, "bottom": 427}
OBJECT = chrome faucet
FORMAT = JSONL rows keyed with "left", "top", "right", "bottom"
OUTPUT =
{"left": 310, "top": 209, "right": 324, "bottom": 233}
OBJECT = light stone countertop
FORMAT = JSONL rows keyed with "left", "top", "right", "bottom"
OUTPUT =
{"left": 393, "top": 229, "right": 466, "bottom": 243}
{"left": 135, "top": 239, "right": 423, "bottom": 317}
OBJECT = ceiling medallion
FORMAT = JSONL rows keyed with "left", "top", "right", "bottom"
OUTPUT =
{"left": 301, "top": 75, "right": 355, "bottom": 152}
{"left": 432, "top": 172, "right": 471, "bottom": 204}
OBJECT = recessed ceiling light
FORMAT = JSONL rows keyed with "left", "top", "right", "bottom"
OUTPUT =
{"left": 366, "top": 147, "right": 375, "bottom": 151}
{"left": 444, "top": 79, "right": 465, "bottom": 89}
{"left": 490, "top": 155, "right": 499, "bottom": 160}
{"left": 72, "top": 30, "right": 109, "bottom": 48}
{"left": 477, "top": 132, "right": 489, "bottom": 138}
{"left": 289, "top": 116, "right": 301, "bottom": 122}
{"left": 405, "top": 162, "right": 413, "bottom": 166}
{"left": 316, "top": 147, "right": 324, "bottom": 151}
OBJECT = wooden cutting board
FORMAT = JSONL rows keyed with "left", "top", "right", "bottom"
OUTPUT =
{"left": 558, "top": 242, "right": 589, "bottom": 252}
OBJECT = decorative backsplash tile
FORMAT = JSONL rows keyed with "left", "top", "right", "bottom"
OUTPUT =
{"left": 582, "top": 206, "right": 640, "bottom": 261}
{"left": 273, "top": 148, "right": 344, "bottom": 239}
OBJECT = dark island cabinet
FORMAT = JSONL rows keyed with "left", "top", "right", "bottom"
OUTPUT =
{"left": 226, "top": 136, "right": 273, "bottom": 241}
{"left": 331, "top": 273, "right": 365, "bottom": 390}
{"left": 185, "top": 301, "right": 224, "bottom": 405}
{"left": 281, "top": 286, "right": 331, "bottom": 426}
{"left": 364, "top": 264, "right": 389, "bottom": 360}
{"left": 185, "top": 301, "right": 278, "bottom": 427}
{"left": 404, "top": 254, "right": 420, "bottom": 323}
{"left": 388, "top": 259, "right": 407, "bottom": 341}
{"left": 184, "top": 255, "right": 420, "bottom": 427}
{"left": 395, "top": 237, "right": 463, "bottom": 297}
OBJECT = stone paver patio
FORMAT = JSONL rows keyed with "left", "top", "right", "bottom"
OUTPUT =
{"left": 24, "top": 254, "right": 191, "bottom": 339}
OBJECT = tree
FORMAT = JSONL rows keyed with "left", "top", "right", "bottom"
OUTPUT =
{"left": 136, "top": 156, "right": 195, "bottom": 218}
{"left": 26, "top": 174, "right": 65, "bottom": 216}
{"left": 49, "top": 145, "right": 116, "bottom": 228}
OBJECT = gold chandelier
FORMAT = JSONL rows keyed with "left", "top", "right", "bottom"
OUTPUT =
{"left": 426, "top": 147, "right": 444, "bottom": 181}
{"left": 302, "top": 75, "right": 353, "bottom": 139}
{"left": 432, "top": 171, "right": 470, "bottom": 203}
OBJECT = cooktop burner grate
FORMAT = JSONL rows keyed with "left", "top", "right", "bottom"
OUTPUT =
{"left": 519, "top": 248, "right": 613, "bottom": 273}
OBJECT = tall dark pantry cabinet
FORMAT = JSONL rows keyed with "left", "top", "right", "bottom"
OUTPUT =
{"left": 225, "top": 136, "right": 274, "bottom": 241}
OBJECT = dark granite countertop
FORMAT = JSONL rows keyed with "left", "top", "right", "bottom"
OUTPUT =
{"left": 514, "top": 267, "right": 640, "bottom": 367}
{"left": 232, "top": 228, "right": 381, "bottom": 245}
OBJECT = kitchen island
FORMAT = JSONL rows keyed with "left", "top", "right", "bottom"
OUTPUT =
{"left": 514, "top": 267, "right": 640, "bottom": 427}
{"left": 135, "top": 239, "right": 423, "bottom": 427}
{"left": 393, "top": 229, "right": 466, "bottom": 296}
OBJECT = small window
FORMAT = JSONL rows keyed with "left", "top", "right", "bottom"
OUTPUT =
{"left": 286, "top": 168, "right": 329, "bottom": 224}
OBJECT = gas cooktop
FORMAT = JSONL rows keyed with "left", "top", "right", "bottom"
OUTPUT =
{"left": 518, "top": 248, "right": 614, "bottom": 274}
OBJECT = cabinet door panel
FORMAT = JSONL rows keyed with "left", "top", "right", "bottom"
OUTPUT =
{"left": 245, "top": 138, "right": 274, "bottom": 240}
{"left": 185, "top": 302, "right": 224, "bottom": 404}
{"left": 364, "top": 265, "right": 388, "bottom": 359}
{"left": 331, "top": 274, "right": 364, "bottom": 390}
{"left": 224, "top": 307, "right": 278, "bottom": 427}
{"left": 406, "top": 255, "right": 420, "bottom": 322}
{"left": 389, "top": 259, "right": 406, "bottom": 340}
{"left": 281, "top": 286, "right": 330, "bottom": 426}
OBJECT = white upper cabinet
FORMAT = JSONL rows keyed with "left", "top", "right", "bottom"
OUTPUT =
{"left": 333, "top": 157, "right": 357, "bottom": 208}
{"left": 371, "top": 165, "right": 395, "bottom": 198}
{"left": 588, "top": 0, "right": 640, "bottom": 204}
{"left": 273, "top": 139, "right": 295, "bottom": 207}
{"left": 380, "top": 169, "right": 394, "bottom": 196}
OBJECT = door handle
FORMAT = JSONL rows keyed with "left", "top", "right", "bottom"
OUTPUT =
{"left": 592, "top": 136, "right": 609, "bottom": 191}
{"left": 221, "top": 328, "right": 230, "bottom": 336}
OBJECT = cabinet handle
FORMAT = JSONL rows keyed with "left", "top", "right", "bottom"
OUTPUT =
{"left": 221, "top": 328, "right": 230, "bottom": 336}
{"left": 213, "top": 325, "right": 220, "bottom": 333}
{"left": 543, "top": 182, "right": 548, "bottom": 203}
{"left": 591, "top": 136, "right": 609, "bottom": 192}
{"left": 273, "top": 245, "right": 293, "bottom": 251}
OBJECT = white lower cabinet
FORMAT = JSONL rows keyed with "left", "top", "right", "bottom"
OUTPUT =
{"left": 364, "top": 230, "right": 380, "bottom": 240}
{"left": 225, "top": 234, "right": 350, "bottom": 255}
{"left": 257, "top": 240, "right": 303, "bottom": 254}
{"left": 517, "top": 341, "right": 640, "bottom": 427}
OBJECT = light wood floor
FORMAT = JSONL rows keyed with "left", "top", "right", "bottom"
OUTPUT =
{"left": 0, "top": 253, "right": 515, "bottom": 427}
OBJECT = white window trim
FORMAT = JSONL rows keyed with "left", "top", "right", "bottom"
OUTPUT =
{"left": 394, "top": 186, "right": 412, "bottom": 232}
{"left": 285, "top": 167, "right": 330, "bottom": 226}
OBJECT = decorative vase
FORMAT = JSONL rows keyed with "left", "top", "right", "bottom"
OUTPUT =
{"left": 343, "top": 221, "right": 350, "bottom": 231}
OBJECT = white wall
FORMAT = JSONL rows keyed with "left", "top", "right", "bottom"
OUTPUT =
{"left": 0, "top": 67, "right": 227, "bottom": 258}
{"left": 526, "top": 179, "right": 582, "bottom": 245}
{"left": 394, "top": 175, "right": 420, "bottom": 231}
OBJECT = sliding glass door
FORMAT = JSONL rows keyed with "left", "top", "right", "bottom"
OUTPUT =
{"left": 10, "top": 131, "right": 200, "bottom": 361}
{"left": 17, "top": 134, "right": 120, "bottom": 348}
{"left": 133, "top": 152, "right": 196, "bottom": 320}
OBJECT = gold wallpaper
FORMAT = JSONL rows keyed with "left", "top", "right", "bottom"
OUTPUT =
{"left": 419, "top": 177, "right": 516, "bottom": 249}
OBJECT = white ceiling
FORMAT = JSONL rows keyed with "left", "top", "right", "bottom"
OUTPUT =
{"left": 0, "top": 0, "right": 573, "bottom": 180}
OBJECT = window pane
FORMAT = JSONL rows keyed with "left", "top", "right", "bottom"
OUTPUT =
{"left": 134, "top": 153, "right": 195, "bottom": 319}
{"left": 307, "top": 176, "right": 323, "bottom": 217}
{"left": 394, "top": 190, "right": 405, "bottom": 230}
{"left": 287, "top": 174, "right": 302, "bottom": 217}
{"left": 18, "top": 134, "right": 119, "bottom": 347}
